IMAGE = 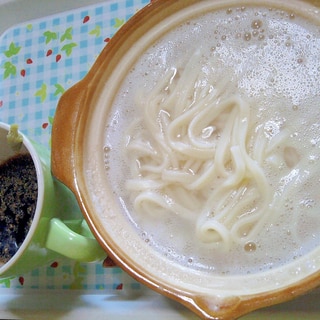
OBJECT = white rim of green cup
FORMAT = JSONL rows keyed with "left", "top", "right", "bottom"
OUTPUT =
{"left": 0, "top": 122, "right": 44, "bottom": 274}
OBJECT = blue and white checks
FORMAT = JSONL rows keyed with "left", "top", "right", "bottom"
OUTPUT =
{"left": 0, "top": 0, "right": 149, "bottom": 292}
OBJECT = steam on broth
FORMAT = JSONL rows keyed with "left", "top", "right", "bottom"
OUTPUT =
{"left": 104, "top": 4, "right": 320, "bottom": 275}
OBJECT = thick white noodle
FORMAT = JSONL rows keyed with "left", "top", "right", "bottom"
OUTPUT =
{"left": 124, "top": 51, "right": 291, "bottom": 250}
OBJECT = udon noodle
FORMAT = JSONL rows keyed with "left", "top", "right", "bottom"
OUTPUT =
{"left": 124, "top": 50, "right": 291, "bottom": 250}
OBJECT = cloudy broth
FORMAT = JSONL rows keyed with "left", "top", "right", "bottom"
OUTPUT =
{"left": 104, "top": 3, "right": 320, "bottom": 275}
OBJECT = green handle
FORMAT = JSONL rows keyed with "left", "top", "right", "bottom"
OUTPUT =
{"left": 45, "top": 218, "right": 105, "bottom": 262}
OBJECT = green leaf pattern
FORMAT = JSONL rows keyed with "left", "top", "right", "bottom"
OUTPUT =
{"left": 60, "top": 27, "right": 73, "bottom": 42}
{"left": 89, "top": 25, "right": 101, "bottom": 37}
{"left": 35, "top": 83, "right": 47, "bottom": 102}
{"left": 48, "top": 116, "right": 54, "bottom": 125}
{"left": 61, "top": 43, "right": 77, "bottom": 56}
{"left": 0, "top": 277, "right": 15, "bottom": 288}
{"left": 3, "top": 61, "right": 17, "bottom": 79}
{"left": 4, "top": 42, "right": 21, "bottom": 58}
{"left": 114, "top": 18, "right": 125, "bottom": 28}
{"left": 54, "top": 84, "right": 65, "bottom": 96}
{"left": 43, "top": 30, "right": 58, "bottom": 44}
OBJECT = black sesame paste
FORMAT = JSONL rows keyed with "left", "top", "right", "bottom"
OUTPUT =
{"left": 0, "top": 153, "right": 37, "bottom": 265}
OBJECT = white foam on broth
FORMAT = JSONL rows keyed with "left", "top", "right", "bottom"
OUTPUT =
{"left": 93, "top": 2, "right": 320, "bottom": 279}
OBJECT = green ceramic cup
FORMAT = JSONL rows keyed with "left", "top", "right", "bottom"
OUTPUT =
{"left": 0, "top": 122, "right": 106, "bottom": 278}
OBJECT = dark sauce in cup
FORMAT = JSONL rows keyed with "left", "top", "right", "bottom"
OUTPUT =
{"left": 0, "top": 153, "right": 37, "bottom": 265}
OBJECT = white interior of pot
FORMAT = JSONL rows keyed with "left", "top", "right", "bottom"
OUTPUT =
{"left": 81, "top": 0, "right": 320, "bottom": 298}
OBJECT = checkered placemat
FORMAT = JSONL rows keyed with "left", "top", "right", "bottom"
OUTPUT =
{"left": 0, "top": 0, "right": 150, "bottom": 292}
